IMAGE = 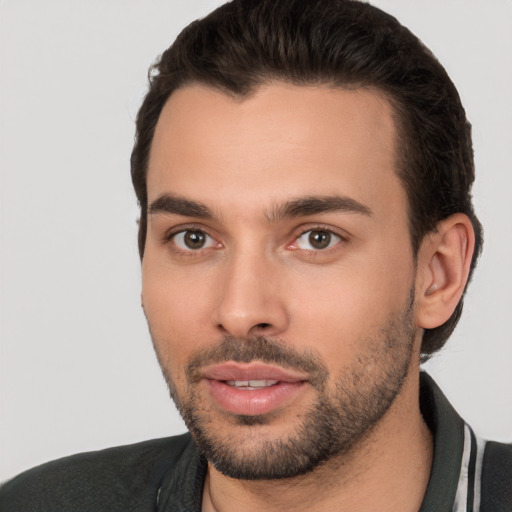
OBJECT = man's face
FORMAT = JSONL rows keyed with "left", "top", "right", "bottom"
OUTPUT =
{"left": 142, "top": 83, "right": 420, "bottom": 479}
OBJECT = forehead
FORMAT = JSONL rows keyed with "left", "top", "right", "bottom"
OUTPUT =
{"left": 147, "top": 83, "right": 405, "bottom": 222}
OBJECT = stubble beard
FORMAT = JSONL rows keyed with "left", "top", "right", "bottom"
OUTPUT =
{"left": 151, "top": 298, "right": 416, "bottom": 481}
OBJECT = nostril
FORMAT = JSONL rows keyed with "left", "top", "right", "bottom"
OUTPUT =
{"left": 255, "top": 323, "right": 271, "bottom": 329}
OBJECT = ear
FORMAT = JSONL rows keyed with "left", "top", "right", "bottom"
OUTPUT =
{"left": 415, "top": 213, "right": 475, "bottom": 329}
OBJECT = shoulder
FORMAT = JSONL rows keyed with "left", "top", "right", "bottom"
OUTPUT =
{"left": 480, "top": 440, "right": 512, "bottom": 511}
{"left": 0, "top": 433, "right": 195, "bottom": 512}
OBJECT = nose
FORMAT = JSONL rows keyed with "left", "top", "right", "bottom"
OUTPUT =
{"left": 212, "top": 250, "right": 289, "bottom": 339}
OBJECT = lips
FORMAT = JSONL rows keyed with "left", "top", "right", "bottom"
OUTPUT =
{"left": 201, "top": 362, "right": 308, "bottom": 416}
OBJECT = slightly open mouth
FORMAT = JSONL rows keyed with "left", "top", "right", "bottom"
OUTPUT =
{"left": 224, "top": 379, "right": 279, "bottom": 389}
{"left": 207, "top": 379, "right": 306, "bottom": 416}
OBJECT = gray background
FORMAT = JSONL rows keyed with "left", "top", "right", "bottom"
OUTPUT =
{"left": 1, "top": 0, "right": 511, "bottom": 482}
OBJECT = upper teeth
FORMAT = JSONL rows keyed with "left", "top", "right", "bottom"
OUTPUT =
{"left": 226, "top": 380, "right": 278, "bottom": 389}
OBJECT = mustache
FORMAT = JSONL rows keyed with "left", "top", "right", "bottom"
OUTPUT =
{"left": 186, "top": 336, "right": 328, "bottom": 389}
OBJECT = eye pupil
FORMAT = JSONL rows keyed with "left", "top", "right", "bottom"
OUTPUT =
{"left": 309, "top": 230, "right": 331, "bottom": 249}
{"left": 184, "top": 231, "right": 206, "bottom": 249}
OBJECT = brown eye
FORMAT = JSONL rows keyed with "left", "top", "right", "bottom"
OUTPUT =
{"left": 308, "top": 230, "right": 331, "bottom": 249}
{"left": 295, "top": 229, "right": 341, "bottom": 250}
{"left": 184, "top": 231, "right": 206, "bottom": 249}
{"left": 172, "top": 230, "right": 216, "bottom": 251}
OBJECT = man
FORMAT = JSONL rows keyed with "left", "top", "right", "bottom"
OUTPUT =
{"left": 1, "top": 0, "right": 510, "bottom": 510}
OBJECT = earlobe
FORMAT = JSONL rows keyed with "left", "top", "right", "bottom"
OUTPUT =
{"left": 415, "top": 214, "right": 475, "bottom": 329}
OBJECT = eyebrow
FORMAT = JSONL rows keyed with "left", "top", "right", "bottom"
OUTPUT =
{"left": 148, "top": 193, "right": 372, "bottom": 221}
{"left": 267, "top": 195, "right": 372, "bottom": 222}
{"left": 148, "top": 194, "right": 214, "bottom": 219}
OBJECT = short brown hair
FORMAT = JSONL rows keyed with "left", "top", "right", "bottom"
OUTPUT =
{"left": 131, "top": 0, "right": 483, "bottom": 358}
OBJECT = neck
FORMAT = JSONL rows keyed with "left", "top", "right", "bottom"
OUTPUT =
{"left": 202, "top": 368, "right": 433, "bottom": 512}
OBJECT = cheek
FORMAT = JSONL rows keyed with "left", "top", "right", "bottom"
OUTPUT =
{"left": 287, "top": 250, "right": 414, "bottom": 360}
{"left": 141, "top": 261, "right": 215, "bottom": 367}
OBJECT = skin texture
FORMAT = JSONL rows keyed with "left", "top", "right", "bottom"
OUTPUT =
{"left": 141, "top": 83, "right": 474, "bottom": 511}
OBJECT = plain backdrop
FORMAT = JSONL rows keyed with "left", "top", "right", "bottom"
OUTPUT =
{"left": 1, "top": 0, "right": 511, "bottom": 483}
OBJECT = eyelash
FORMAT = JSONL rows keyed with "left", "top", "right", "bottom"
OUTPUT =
{"left": 289, "top": 226, "right": 347, "bottom": 252}
{"left": 162, "top": 225, "right": 347, "bottom": 255}
{"left": 163, "top": 225, "right": 220, "bottom": 255}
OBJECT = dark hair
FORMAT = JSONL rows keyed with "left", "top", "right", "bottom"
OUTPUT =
{"left": 131, "top": 0, "right": 483, "bottom": 359}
